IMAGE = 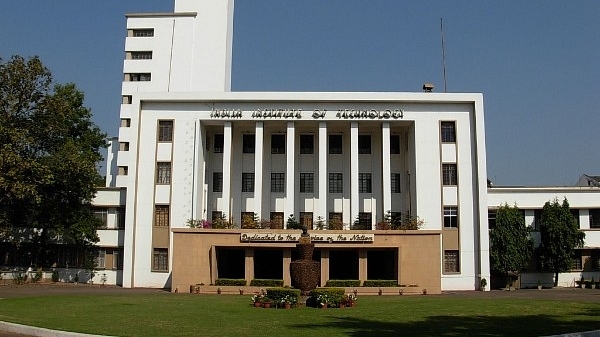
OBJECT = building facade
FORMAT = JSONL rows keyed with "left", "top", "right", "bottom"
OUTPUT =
{"left": 86, "top": 0, "right": 600, "bottom": 291}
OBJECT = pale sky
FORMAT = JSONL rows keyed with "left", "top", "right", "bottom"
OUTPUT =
{"left": 2, "top": 1, "right": 599, "bottom": 186}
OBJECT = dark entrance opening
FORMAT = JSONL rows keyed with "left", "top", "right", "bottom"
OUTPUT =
{"left": 254, "top": 249, "right": 283, "bottom": 279}
{"left": 367, "top": 249, "right": 397, "bottom": 280}
{"left": 329, "top": 250, "right": 359, "bottom": 280}
{"left": 216, "top": 248, "right": 245, "bottom": 279}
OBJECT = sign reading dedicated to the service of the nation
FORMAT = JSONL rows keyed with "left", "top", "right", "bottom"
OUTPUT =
{"left": 240, "top": 232, "right": 374, "bottom": 243}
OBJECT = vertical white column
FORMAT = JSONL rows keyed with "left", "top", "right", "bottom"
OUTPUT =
{"left": 222, "top": 122, "right": 232, "bottom": 220}
{"left": 350, "top": 122, "right": 359, "bottom": 228}
{"left": 285, "top": 122, "right": 295, "bottom": 224}
{"left": 381, "top": 123, "right": 391, "bottom": 222}
{"left": 254, "top": 122, "right": 264, "bottom": 220}
{"left": 318, "top": 122, "right": 328, "bottom": 221}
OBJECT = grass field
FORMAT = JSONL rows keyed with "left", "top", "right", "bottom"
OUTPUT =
{"left": 1, "top": 293, "right": 600, "bottom": 336}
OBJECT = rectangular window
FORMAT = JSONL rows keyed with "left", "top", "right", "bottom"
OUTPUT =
{"left": 390, "top": 135, "right": 400, "bottom": 154}
{"left": 130, "top": 51, "right": 153, "bottom": 60}
{"left": 571, "top": 250, "right": 582, "bottom": 270}
{"left": 120, "top": 118, "right": 131, "bottom": 127}
{"left": 214, "top": 134, "right": 224, "bottom": 153}
{"left": 213, "top": 172, "right": 223, "bottom": 192}
{"left": 359, "top": 173, "right": 372, "bottom": 193}
{"left": 154, "top": 205, "right": 170, "bottom": 227}
{"left": 116, "top": 207, "right": 126, "bottom": 229}
{"left": 444, "top": 250, "right": 460, "bottom": 273}
{"left": 156, "top": 162, "right": 171, "bottom": 184}
{"left": 571, "top": 209, "right": 580, "bottom": 229}
{"left": 118, "top": 166, "right": 128, "bottom": 176}
{"left": 353, "top": 212, "right": 372, "bottom": 230}
{"left": 212, "top": 211, "right": 223, "bottom": 223}
{"left": 270, "top": 212, "right": 284, "bottom": 229}
{"left": 358, "top": 135, "right": 371, "bottom": 154}
{"left": 271, "top": 134, "right": 285, "bottom": 154}
{"left": 442, "top": 164, "right": 457, "bottom": 186}
{"left": 591, "top": 251, "right": 600, "bottom": 271}
{"left": 126, "top": 73, "right": 151, "bottom": 82}
{"left": 300, "top": 134, "right": 314, "bottom": 154}
{"left": 271, "top": 173, "right": 285, "bottom": 193}
{"left": 533, "top": 209, "right": 543, "bottom": 230}
{"left": 300, "top": 212, "right": 313, "bottom": 230}
{"left": 329, "top": 173, "right": 343, "bottom": 193}
{"left": 119, "top": 142, "right": 129, "bottom": 151}
{"left": 153, "top": 248, "right": 168, "bottom": 271}
{"left": 590, "top": 209, "right": 600, "bottom": 228}
{"left": 441, "top": 121, "right": 456, "bottom": 143}
{"left": 95, "top": 249, "right": 106, "bottom": 269}
{"left": 299, "top": 173, "right": 314, "bottom": 193}
{"left": 329, "top": 212, "right": 343, "bottom": 229}
{"left": 488, "top": 209, "right": 497, "bottom": 230}
{"left": 329, "top": 135, "right": 343, "bottom": 154}
{"left": 158, "top": 121, "right": 173, "bottom": 142}
{"left": 391, "top": 173, "right": 401, "bottom": 193}
{"left": 93, "top": 208, "right": 108, "bottom": 228}
{"left": 242, "top": 173, "right": 255, "bottom": 192}
{"left": 132, "top": 29, "right": 154, "bottom": 37}
{"left": 241, "top": 212, "right": 255, "bottom": 228}
{"left": 443, "top": 206, "right": 459, "bottom": 228}
{"left": 122, "top": 95, "right": 132, "bottom": 104}
{"left": 113, "top": 249, "right": 124, "bottom": 269}
{"left": 243, "top": 134, "right": 255, "bottom": 153}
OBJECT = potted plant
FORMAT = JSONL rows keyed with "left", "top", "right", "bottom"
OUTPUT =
{"left": 317, "top": 294, "right": 329, "bottom": 309}
{"left": 251, "top": 294, "right": 263, "bottom": 307}
{"left": 537, "top": 281, "right": 542, "bottom": 290}
{"left": 217, "top": 287, "right": 222, "bottom": 294}
{"left": 344, "top": 293, "right": 357, "bottom": 307}
{"left": 261, "top": 297, "right": 272, "bottom": 308}
{"left": 280, "top": 295, "right": 295, "bottom": 309}
{"left": 480, "top": 278, "right": 487, "bottom": 291}
{"left": 592, "top": 277, "right": 596, "bottom": 289}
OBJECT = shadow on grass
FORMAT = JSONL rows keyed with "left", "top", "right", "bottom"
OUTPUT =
{"left": 291, "top": 313, "right": 600, "bottom": 337}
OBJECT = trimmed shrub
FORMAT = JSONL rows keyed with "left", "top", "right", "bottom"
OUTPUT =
{"left": 363, "top": 280, "right": 399, "bottom": 287}
{"left": 308, "top": 288, "right": 345, "bottom": 308}
{"left": 215, "top": 278, "right": 247, "bottom": 286}
{"left": 325, "top": 279, "right": 361, "bottom": 287}
{"left": 250, "top": 279, "right": 284, "bottom": 287}
{"left": 265, "top": 288, "right": 301, "bottom": 306}
{"left": 51, "top": 270, "right": 59, "bottom": 282}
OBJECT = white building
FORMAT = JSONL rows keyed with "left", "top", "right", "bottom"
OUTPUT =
{"left": 90, "top": 0, "right": 600, "bottom": 291}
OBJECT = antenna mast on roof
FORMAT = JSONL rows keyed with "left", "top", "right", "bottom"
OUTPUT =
{"left": 440, "top": 18, "right": 448, "bottom": 93}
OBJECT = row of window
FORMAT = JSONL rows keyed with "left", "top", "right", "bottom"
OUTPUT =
{"left": 488, "top": 208, "right": 600, "bottom": 230}
{"left": 155, "top": 121, "right": 457, "bottom": 150}
{"left": 209, "top": 133, "right": 403, "bottom": 155}
{"left": 211, "top": 172, "right": 402, "bottom": 194}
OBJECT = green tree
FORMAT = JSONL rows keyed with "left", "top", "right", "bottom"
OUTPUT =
{"left": 489, "top": 203, "right": 533, "bottom": 288}
{"left": 0, "top": 55, "right": 106, "bottom": 266}
{"left": 538, "top": 198, "right": 585, "bottom": 287}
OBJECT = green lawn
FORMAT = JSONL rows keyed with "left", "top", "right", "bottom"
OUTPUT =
{"left": 1, "top": 294, "right": 600, "bottom": 336}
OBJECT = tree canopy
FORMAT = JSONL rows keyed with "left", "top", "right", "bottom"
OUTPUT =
{"left": 0, "top": 55, "right": 106, "bottom": 266}
{"left": 490, "top": 203, "right": 533, "bottom": 287}
{"left": 538, "top": 198, "right": 585, "bottom": 287}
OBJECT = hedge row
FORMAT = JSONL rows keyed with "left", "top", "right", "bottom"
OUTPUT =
{"left": 250, "top": 279, "right": 284, "bottom": 287}
{"left": 215, "top": 279, "right": 247, "bottom": 286}
{"left": 362, "top": 280, "right": 399, "bottom": 287}
{"left": 325, "top": 280, "right": 361, "bottom": 287}
{"left": 307, "top": 287, "right": 345, "bottom": 307}
{"left": 265, "top": 288, "right": 301, "bottom": 305}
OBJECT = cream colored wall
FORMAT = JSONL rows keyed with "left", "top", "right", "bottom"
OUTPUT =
{"left": 172, "top": 229, "right": 441, "bottom": 294}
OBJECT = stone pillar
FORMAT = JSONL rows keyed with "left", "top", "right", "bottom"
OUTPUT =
{"left": 320, "top": 249, "right": 329, "bottom": 286}
{"left": 283, "top": 249, "right": 292, "bottom": 286}
{"left": 350, "top": 122, "right": 359, "bottom": 226}
{"left": 381, "top": 122, "right": 391, "bottom": 225}
{"left": 254, "top": 122, "right": 264, "bottom": 219}
{"left": 222, "top": 122, "right": 232, "bottom": 219}
{"left": 359, "top": 249, "right": 368, "bottom": 283}
{"left": 245, "top": 248, "right": 254, "bottom": 285}
{"left": 318, "top": 122, "right": 328, "bottom": 221}
{"left": 285, "top": 122, "right": 296, "bottom": 222}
